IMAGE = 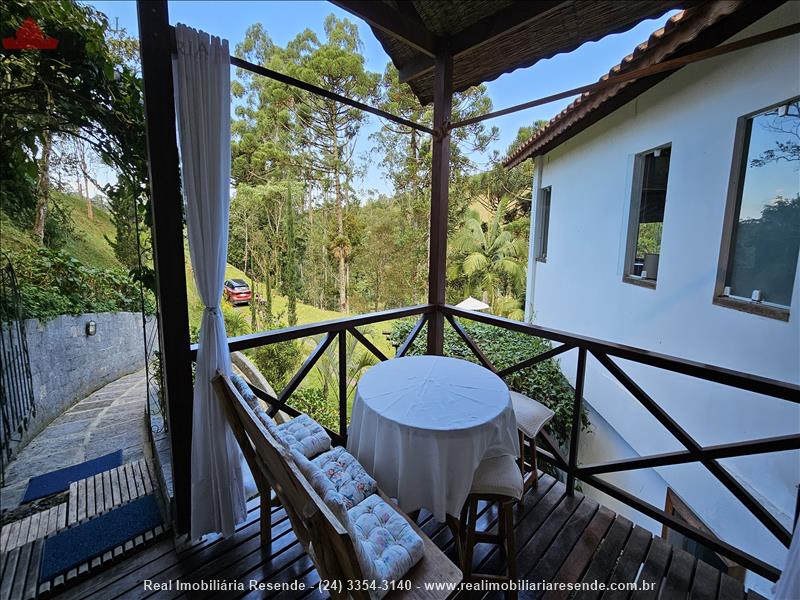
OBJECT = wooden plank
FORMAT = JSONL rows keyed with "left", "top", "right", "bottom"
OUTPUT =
{"left": 25, "top": 512, "right": 40, "bottom": 545}
{"left": 14, "top": 516, "right": 30, "bottom": 551}
{"left": 58, "top": 502, "right": 67, "bottom": 530}
{"left": 517, "top": 494, "right": 584, "bottom": 580}
{"left": 119, "top": 465, "right": 130, "bottom": 504}
{"left": 0, "top": 522, "right": 11, "bottom": 553}
{"left": 9, "top": 541, "right": 33, "bottom": 600}
{"left": 36, "top": 508, "right": 50, "bottom": 539}
{"left": 45, "top": 506, "right": 58, "bottom": 537}
{"left": 633, "top": 535, "right": 672, "bottom": 599}
{"left": 97, "top": 472, "right": 107, "bottom": 513}
{"left": 600, "top": 525, "right": 653, "bottom": 600}
{"left": 139, "top": 460, "right": 153, "bottom": 494}
{"left": 534, "top": 497, "right": 599, "bottom": 584}
{"left": 110, "top": 468, "right": 122, "bottom": 507}
{"left": 87, "top": 474, "right": 97, "bottom": 518}
{"left": 68, "top": 481, "right": 78, "bottom": 525}
{"left": 77, "top": 477, "right": 87, "bottom": 522}
{"left": 660, "top": 547, "right": 696, "bottom": 600}
{"left": 717, "top": 574, "right": 744, "bottom": 600}
{"left": 0, "top": 545, "right": 20, "bottom": 600}
{"left": 125, "top": 463, "right": 139, "bottom": 500}
{"left": 2, "top": 521, "right": 20, "bottom": 554}
{"left": 103, "top": 469, "right": 114, "bottom": 508}
{"left": 131, "top": 461, "right": 143, "bottom": 495}
{"left": 479, "top": 477, "right": 564, "bottom": 576}
{"left": 690, "top": 560, "right": 721, "bottom": 600}
{"left": 545, "top": 506, "right": 615, "bottom": 600}
{"left": 575, "top": 516, "right": 634, "bottom": 600}
{"left": 24, "top": 540, "right": 42, "bottom": 600}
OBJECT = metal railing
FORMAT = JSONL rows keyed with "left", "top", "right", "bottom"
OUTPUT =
{"left": 192, "top": 303, "right": 799, "bottom": 582}
{"left": 0, "top": 255, "right": 36, "bottom": 483}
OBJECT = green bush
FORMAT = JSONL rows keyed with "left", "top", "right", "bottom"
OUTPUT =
{"left": 4, "top": 248, "right": 153, "bottom": 321}
{"left": 289, "top": 387, "right": 339, "bottom": 433}
{"left": 246, "top": 326, "right": 302, "bottom": 391}
{"left": 389, "top": 318, "right": 589, "bottom": 450}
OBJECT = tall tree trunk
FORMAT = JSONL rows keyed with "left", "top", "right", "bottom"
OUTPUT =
{"left": 250, "top": 277, "right": 258, "bottom": 331}
{"left": 334, "top": 148, "right": 348, "bottom": 313}
{"left": 33, "top": 131, "right": 52, "bottom": 243}
{"left": 78, "top": 142, "right": 93, "bottom": 221}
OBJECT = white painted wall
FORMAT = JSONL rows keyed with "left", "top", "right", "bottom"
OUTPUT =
{"left": 525, "top": 6, "right": 800, "bottom": 595}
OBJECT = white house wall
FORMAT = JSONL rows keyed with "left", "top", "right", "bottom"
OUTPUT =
{"left": 526, "top": 5, "right": 800, "bottom": 593}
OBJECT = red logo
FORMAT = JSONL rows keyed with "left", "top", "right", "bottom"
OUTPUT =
{"left": 3, "top": 18, "right": 59, "bottom": 50}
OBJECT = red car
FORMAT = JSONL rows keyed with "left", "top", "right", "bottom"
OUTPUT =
{"left": 223, "top": 278, "right": 252, "bottom": 305}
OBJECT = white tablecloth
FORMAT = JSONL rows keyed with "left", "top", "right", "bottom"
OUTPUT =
{"left": 347, "top": 355, "right": 519, "bottom": 520}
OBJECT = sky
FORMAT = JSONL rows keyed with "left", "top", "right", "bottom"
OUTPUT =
{"left": 89, "top": 1, "right": 679, "bottom": 197}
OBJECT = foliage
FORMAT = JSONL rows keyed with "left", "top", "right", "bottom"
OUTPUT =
{"left": 246, "top": 322, "right": 303, "bottom": 391}
{"left": 288, "top": 387, "right": 338, "bottom": 432}
{"left": 449, "top": 199, "right": 528, "bottom": 312}
{"left": 1, "top": 0, "right": 151, "bottom": 281}
{"left": 5, "top": 248, "right": 152, "bottom": 320}
{"left": 312, "top": 331, "right": 377, "bottom": 404}
{"left": 389, "top": 318, "right": 588, "bottom": 449}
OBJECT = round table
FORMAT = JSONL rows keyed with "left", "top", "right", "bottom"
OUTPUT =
{"left": 347, "top": 355, "right": 519, "bottom": 520}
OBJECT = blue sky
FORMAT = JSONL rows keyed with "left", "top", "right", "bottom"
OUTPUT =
{"left": 89, "top": 1, "right": 678, "bottom": 196}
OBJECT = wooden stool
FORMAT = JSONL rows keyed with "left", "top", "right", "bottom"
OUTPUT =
{"left": 510, "top": 391, "right": 554, "bottom": 492}
{"left": 459, "top": 455, "right": 523, "bottom": 599}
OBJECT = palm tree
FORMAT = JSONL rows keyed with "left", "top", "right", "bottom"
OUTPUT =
{"left": 449, "top": 198, "right": 527, "bottom": 312}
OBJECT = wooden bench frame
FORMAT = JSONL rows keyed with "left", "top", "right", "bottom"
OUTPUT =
{"left": 214, "top": 373, "right": 462, "bottom": 599}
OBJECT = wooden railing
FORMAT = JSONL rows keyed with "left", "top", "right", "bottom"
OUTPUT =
{"left": 192, "top": 303, "right": 799, "bottom": 582}
{"left": 191, "top": 304, "right": 433, "bottom": 445}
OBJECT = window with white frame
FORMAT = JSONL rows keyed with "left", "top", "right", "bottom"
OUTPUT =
{"left": 718, "top": 99, "right": 800, "bottom": 312}
{"left": 624, "top": 145, "right": 671, "bottom": 284}
{"left": 534, "top": 186, "right": 551, "bottom": 261}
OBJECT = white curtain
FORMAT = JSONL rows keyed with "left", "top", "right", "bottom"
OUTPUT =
{"left": 173, "top": 24, "right": 246, "bottom": 539}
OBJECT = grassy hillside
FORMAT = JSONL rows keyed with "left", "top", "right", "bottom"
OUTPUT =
{"left": 185, "top": 257, "right": 395, "bottom": 357}
{"left": 1, "top": 192, "right": 121, "bottom": 270}
{"left": 59, "top": 193, "right": 120, "bottom": 269}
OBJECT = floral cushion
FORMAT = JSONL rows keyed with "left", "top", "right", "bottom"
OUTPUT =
{"left": 340, "top": 493, "right": 424, "bottom": 599}
{"left": 291, "top": 447, "right": 377, "bottom": 510}
{"left": 230, "top": 374, "right": 282, "bottom": 440}
{"left": 230, "top": 374, "right": 330, "bottom": 458}
{"left": 277, "top": 414, "right": 331, "bottom": 459}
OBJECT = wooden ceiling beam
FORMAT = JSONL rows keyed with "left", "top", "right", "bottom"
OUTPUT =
{"left": 330, "top": 0, "right": 437, "bottom": 57}
{"left": 399, "top": 0, "right": 570, "bottom": 83}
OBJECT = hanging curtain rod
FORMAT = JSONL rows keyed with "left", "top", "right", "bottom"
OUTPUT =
{"left": 168, "top": 26, "right": 433, "bottom": 135}
{"left": 450, "top": 22, "right": 800, "bottom": 130}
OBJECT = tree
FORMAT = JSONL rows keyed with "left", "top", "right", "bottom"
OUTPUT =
{"left": 281, "top": 16, "right": 379, "bottom": 312}
{"left": 1, "top": 1, "right": 146, "bottom": 238}
{"left": 449, "top": 199, "right": 528, "bottom": 311}
{"left": 285, "top": 182, "right": 299, "bottom": 326}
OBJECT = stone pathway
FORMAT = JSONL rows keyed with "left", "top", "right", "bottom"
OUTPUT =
{"left": 1, "top": 369, "right": 148, "bottom": 512}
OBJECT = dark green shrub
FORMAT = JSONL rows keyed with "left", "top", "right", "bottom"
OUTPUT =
{"left": 5, "top": 248, "right": 153, "bottom": 320}
{"left": 289, "top": 387, "right": 339, "bottom": 433}
{"left": 246, "top": 328, "right": 302, "bottom": 391}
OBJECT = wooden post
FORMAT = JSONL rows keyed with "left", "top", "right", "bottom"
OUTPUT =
{"left": 566, "top": 347, "right": 587, "bottom": 495}
{"left": 338, "top": 330, "right": 348, "bottom": 440}
{"left": 137, "top": 0, "right": 194, "bottom": 534}
{"left": 426, "top": 52, "right": 453, "bottom": 355}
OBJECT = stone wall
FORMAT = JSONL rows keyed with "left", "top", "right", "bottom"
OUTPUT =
{"left": 13, "top": 311, "right": 151, "bottom": 455}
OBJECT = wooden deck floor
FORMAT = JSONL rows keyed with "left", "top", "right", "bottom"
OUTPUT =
{"left": 52, "top": 474, "right": 759, "bottom": 600}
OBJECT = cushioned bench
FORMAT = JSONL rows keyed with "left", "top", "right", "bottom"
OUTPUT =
{"left": 215, "top": 373, "right": 462, "bottom": 600}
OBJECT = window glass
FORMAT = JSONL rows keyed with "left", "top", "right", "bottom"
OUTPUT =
{"left": 726, "top": 101, "right": 800, "bottom": 307}
{"left": 628, "top": 147, "right": 671, "bottom": 280}
{"left": 536, "top": 187, "right": 551, "bottom": 261}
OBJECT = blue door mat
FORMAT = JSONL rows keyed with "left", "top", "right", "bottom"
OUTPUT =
{"left": 39, "top": 494, "right": 163, "bottom": 583}
{"left": 22, "top": 450, "right": 123, "bottom": 504}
